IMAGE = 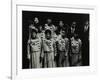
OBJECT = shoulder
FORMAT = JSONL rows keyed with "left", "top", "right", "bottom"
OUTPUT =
{"left": 78, "top": 39, "right": 82, "bottom": 44}
{"left": 56, "top": 35, "right": 61, "bottom": 41}
{"left": 52, "top": 24, "right": 55, "bottom": 27}
{"left": 78, "top": 39, "right": 81, "bottom": 42}
{"left": 27, "top": 39, "right": 31, "bottom": 44}
{"left": 45, "top": 24, "right": 48, "bottom": 26}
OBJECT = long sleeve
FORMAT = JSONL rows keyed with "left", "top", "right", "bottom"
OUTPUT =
{"left": 79, "top": 39, "right": 82, "bottom": 60}
{"left": 27, "top": 40, "right": 30, "bottom": 59}
{"left": 65, "top": 38, "right": 69, "bottom": 56}
{"left": 53, "top": 40, "right": 57, "bottom": 56}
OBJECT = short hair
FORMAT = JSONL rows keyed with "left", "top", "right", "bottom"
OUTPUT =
{"left": 31, "top": 29, "right": 37, "bottom": 33}
{"left": 30, "top": 26, "right": 38, "bottom": 34}
{"left": 71, "top": 21, "right": 76, "bottom": 28}
{"left": 45, "top": 29, "right": 51, "bottom": 35}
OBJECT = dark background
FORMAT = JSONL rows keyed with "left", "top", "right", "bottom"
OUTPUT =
{"left": 22, "top": 11, "right": 89, "bottom": 69}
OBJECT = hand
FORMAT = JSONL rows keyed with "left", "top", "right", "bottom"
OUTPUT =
{"left": 54, "top": 53, "right": 57, "bottom": 57}
{"left": 65, "top": 53, "right": 68, "bottom": 57}
{"left": 79, "top": 54, "right": 82, "bottom": 61}
{"left": 27, "top": 54, "right": 30, "bottom": 60}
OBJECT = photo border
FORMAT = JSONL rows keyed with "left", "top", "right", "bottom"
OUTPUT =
{"left": 11, "top": 2, "right": 97, "bottom": 80}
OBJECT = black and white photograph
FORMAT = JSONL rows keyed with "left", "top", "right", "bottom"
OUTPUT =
{"left": 11, "top": 2, "right": 96, "bottom": 79}
{"left": 22, "top": 11, "right": 89, "bottom": 69}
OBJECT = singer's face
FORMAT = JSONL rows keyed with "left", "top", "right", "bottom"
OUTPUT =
{"left": 34, "top": 17, "right": 39, "bottom": 23}
{"left": 47, "top": 19, "right": 52, "bottom": 24}
{"left": 59, "top": 21, "right": 64, "bottom": 26}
